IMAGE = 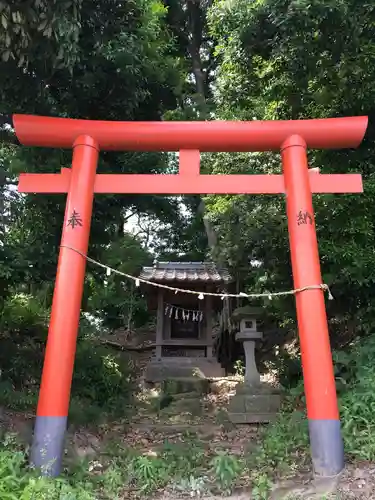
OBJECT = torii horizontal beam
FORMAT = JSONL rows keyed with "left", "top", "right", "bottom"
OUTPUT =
{"left": 9, "top": 114, "right": 368, "bottom": 151}
{"left": 18, "top": 147, "right": 363, "bottom": 195}
{"left": 18, "top": 169, "right": 363, "bottom": 194}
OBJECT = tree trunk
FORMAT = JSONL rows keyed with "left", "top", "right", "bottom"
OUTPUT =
{"left": 185, "top": 1, "right": 232, "bottom": 340}
{"left": 187, "top": 0, "right": 207, "bottom": 119}
{"left": 186, "top": 0, "right": 217, "bottom": 254}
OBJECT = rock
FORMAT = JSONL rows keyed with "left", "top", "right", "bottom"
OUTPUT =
{"left": 66, "top": 431, "right": 101, "bottom": 461}
{"left": 270, "top": 473, "right": 341, "bottom": 499}
{"left": 210, "top": 378, "right": 239, "bottom": 395}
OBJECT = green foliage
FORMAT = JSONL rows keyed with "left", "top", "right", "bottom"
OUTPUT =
{"left": 125, "top": 439, "right": 204, "bottom": 493}
{"left": 0, "top": 0, "right": 190, "bottom": 341}
{"left": 338, "top": 335, "right": 375, "bottom": 460}
{"left": 71, "top": 342, "right": 134, "bottom": 418}
{"left": 251, "top": 473, "right": 273, "bottom": 500}
{"left": 87, "top": 233, "right": 151, "bottom": 329}
{"left": 0, "top": 292, "right": 134, "bottom": 421}
{"left": 0, "top": 293, "right": 48, "bottom": 336}
{"left": 172, "top": 475, "right": 211, "bottom": 497}
{"left": 0, "top": 435, "right": 95, "bottom": 500}
{"left": 210, "top": 452, "right": 242, "bottom": 495}
{"left": 0, "top": 434, "right": 245, "bottom": 499}
{"left": 0, "top": 294, "right": 48, "bottom": 393}
{"left": 272, "top": 349, "right": 303, "bottom": 389}
{"left": 162, "top": 438, "right": 207, "bottom": 477}
{"left": 250, "top": 334, "right": 375, "bottom": 486}
{"left": 129, "top": 455, "right": 169, "bottom": 493}
{"left": 0, "top": 0, "right": 82, "bottom": 68}
{"left": 234, "top": 359, "right": 245, "bottom": 377}
{"left": 252, "top": 410, "right": 309, "bottom": 475}
{"left": 203, "top": 0, "right": 375, "bottom": 353}
{"left": 0, "top": 382, "right": 37, "bottom": 411}
{"left": 124, "top": 440, "right": 244, "bottom": 495}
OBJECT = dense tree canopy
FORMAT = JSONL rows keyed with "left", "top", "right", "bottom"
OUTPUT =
{"left": 1, "top": 0, "right": 375, "bottom": 344}
{"left": 0, "top": 0, "right": 208, "bottom": 329}
{"left": 203, "top": 0, "right": 375, "bottom": 344}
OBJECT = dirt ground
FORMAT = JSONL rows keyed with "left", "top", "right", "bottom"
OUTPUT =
{"left": 157, "top": 463, "right": 375, "bottom": 500}
{"left": 1, "top": 375, "right": 375, "bottom": 500}
{"left": 2, "top": 406, "right": 375, "bottom": 499}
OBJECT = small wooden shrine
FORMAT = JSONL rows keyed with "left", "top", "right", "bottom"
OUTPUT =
{"left": 139, "top": 261, "right": 233, "bottom": 382}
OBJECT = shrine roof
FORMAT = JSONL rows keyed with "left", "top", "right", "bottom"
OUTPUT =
{"left": 139, "top": 262, "right": 233, "bottom": 284}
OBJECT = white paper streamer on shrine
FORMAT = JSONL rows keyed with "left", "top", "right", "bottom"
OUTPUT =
{"left": 164, "top": 303, "right": 204, "bottom": 322}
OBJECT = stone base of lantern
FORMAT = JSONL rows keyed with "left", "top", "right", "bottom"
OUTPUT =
{"left": 228, "top": 383, "right": 281, "bottom": 424}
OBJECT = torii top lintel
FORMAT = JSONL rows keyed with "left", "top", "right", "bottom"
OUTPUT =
{"left": 11, "top": 114, "right": 368, "bottom": 152}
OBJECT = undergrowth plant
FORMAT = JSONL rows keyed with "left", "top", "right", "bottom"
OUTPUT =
{"left": 251, "top": 473, "right": 273, "bottom": 500}
{"left": 101, "top": 438, "right": 244, "bottom": 496}
{"left": 248, "top": 407, "right": 309, "bottom": 478}
{"left": 172, "top": 475, "right": 211, "bottom": 497}
{"left": 0, "top": 291, "right": 135, "bottom": 426}
{"left": 124, "top": 438, "right": 208, "bottom": 493}
{"left": 234, "top": 359, "right": 245, "bottom": 377}
{"left": 0, "top": 435, "right": 95, "bottom": 500}
{"left": 3, "top": 294, "right": 375, "bottom": 498}
{"left": 248, "top": 333, "right": 375, "bottom": 481}
{"left": 210, "top": 452, "right": 242, "bottom": 495}
{"left": 338, "top": 335, "right": 375, "bottom": 460}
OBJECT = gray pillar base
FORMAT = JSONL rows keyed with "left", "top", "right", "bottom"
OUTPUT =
{"left": 309, "top": 419, "right": 344, "bottom": 477}
{"left": 30, "top": 416, "right": 67, "bottom": 477}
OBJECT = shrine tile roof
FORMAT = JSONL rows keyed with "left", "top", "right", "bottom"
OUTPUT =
{"left": 139, "top": 262, "right": 233, "bottom": 284}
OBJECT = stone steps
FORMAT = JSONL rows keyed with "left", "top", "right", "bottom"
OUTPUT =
{"left": 145, "top": 357, "right": 225, "bottom": 382}
{"left": 161, "top": 377, "right": 210, "bottom": 395}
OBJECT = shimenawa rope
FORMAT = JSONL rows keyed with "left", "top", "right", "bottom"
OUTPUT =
{"left": 60, "top": 245, "right": 334, "bottom": 301}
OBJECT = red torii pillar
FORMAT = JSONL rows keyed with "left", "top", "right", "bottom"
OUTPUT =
{"left": 9, "top": 113, "right": 367, "bottom": 477}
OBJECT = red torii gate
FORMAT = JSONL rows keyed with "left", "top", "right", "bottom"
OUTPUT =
{"left": 11, "top": 113, "right": 367, "bottom": 478}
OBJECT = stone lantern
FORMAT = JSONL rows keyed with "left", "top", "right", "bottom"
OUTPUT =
{"left": 234, "top": 307, "right": 263, "bottom": 385}
{"left": 228, "top": 306, "right": 281, "bottom": 424}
